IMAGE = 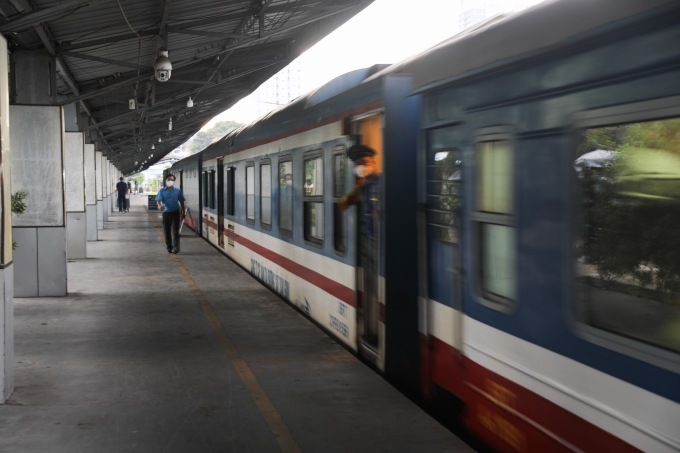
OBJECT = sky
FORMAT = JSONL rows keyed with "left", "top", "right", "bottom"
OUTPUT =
{"left": 204, "top": 0, "right": 547, "bottom": 127}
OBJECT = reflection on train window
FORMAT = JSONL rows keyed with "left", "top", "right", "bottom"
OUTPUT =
{"left": 260, "top": 162, "right": 271, "bottom": 226}
{"left": 575, "top": 118, "right": 680, "bottom": 353}
{"left": 333, "top": 148, "right": 347, "bottom": 253}
{"left": 427, "top": 148, "right": 460, "bottom": 243}
{"left": 304, "top": 155, "right": 324, "bottom": 244}
{"left": 246, "top": 164, "right": 254, "bottom": 222}
{"left": 279, "top": 160, "right": 293, "bottom": 232}
{"left": 475, "top": 140, "right": 516, "bottom": 304}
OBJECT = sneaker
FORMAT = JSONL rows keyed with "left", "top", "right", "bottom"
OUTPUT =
{"left": 172, "top": 248, "right": 179, "bottom": 254}
{"left": 167, "top": 248, "right": 173, "bottom": 253}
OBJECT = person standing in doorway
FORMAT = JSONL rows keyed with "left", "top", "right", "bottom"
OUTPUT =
{"left": 156, "top": 174, "right": 185, "bottom": 253}
{"left": 338, "top": 144, "right": 381, "bottom": 345}
{"left": 116, "top": 176, "right": 128, "bottom": 213}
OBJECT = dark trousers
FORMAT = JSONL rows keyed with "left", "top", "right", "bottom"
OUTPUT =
{"left": 117, "top": 196, "right": 126, "bottom": 212}
{"left": 162, "top": 210, "right": 181, "bottom": 251}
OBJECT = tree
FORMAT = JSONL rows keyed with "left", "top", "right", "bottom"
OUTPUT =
{"left": 186, "top": 120, "right": 243, "bottom": 155}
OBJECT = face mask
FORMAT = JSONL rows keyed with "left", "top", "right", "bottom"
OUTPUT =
{"left": 285, "top": 180, "right": 292, "bottom": 186}
{"left": 354, "top": 165, "right": 371, "bottom": 178}
{"left": 166, "top": 180, "right": 175, "bottom": 187}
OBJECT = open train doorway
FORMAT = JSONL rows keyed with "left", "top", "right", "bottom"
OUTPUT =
{"left": 350, "top": 114, "right": 384, "bottom": 366}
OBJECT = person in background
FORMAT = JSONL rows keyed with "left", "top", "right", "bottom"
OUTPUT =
{"left": 156, "top": 174, "right": 185, "bottom": 254}
{"left": 116, "top": 176, "right": 128, "bottom": 213}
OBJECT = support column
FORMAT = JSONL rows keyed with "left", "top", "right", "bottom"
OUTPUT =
{"left": 96, "top": 151, "right": 103, "bottom": 230}
{"left": 102, "top": 157, "right": 109, "bottom": 222}
{"left": 0, "top": 35, "right": 14, "bottom": 403}
{"left": 64, "top": 131, "right": 86, "bottom": 260}
{"left": 85, "top": 144, "right": 97, "bottom": 241}
{"left": 10, "top": 104, "right": 67, "bottom": 297}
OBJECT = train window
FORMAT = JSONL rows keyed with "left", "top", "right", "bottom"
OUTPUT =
{"left": 279, "top": 160, "right": 293, "bottom": 232}
{"left": 333, "top": 147, "right": 347, "bottom": 253}
{"left": 575, "top": 117, "right": 680, "bottom": 353}
{"left": 260, "top": 161, "right": 272, "bottom": 227}
{"left": 226, "top": 167, "right": 235, "bottom": 216}
{"left": 246, "top": 164, "right": 255, "bottom": 222}
{"left": 427, "top": 148, "right": 461, "bottom": 243}
{"left": 209, "top": 170, "right": 216, "bottom": 209}
{"left": 202, "top": 171, "right": 208, "bottom": 208}
{"left": 304, "top": 155, "right": 324, "bottom": 244}
{"left": 474, "top": 139, "right": 516, "bottom": 305}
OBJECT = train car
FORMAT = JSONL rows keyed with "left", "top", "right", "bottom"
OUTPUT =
{"left": 405, "top": 0, "right": 680, "bottom": 451}
{"left": 171, "top": 0, "right": 680, "bottom": 450}
{"left": 173, "top": 64, "right": 423, "bottom": 391}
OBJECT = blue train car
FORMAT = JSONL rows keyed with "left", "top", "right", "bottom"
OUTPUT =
{"left": 407, "top": 0, "right": 680, "bottom": 451}
{"left": 172, "top": 0, "right": 680, "bottom": 450}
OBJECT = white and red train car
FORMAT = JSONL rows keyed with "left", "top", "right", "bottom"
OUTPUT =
{"left": 171, "top": 0, "right": 680, "bottom": 450}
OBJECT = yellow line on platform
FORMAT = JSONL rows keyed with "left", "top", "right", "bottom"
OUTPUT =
{"left": 149, "top": 211, "right": 302, "bottom": 453}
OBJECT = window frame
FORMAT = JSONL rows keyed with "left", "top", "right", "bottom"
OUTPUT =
{"left": 202, "top": 171, "right": 209, "bottom": 208}
{"left": 569, "top": 96, "right": 680, "bottom": 373}
{"left": 278, "top": 156, "right": 293, "bottom": 235}
{"left": 303, "top": 150, "right": 325, "bottom": 247}
{"left": 245, "top": 162, "right": 255, "bottom": 223}
{"left": 472, "top": 128, "right": 517, "bottom": 312}
{"left": 332, "top": 145, "right": 348, "bottom": 255}
{"left": 260, "top": 159, "right": 272, "bottom": 229}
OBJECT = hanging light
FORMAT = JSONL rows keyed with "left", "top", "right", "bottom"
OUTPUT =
{"left": 158, "top": 137, "right": 162, "bottom": 143}
{"left": 186, "top": 97, "right": 194, "bottom": 108}
{"left": 151, "top": 144, "right": 155, "bottom": 150}
{"left": 168, "top": 118, "right": 173, "bottom": 131}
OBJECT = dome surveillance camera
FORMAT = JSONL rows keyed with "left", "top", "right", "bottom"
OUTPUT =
{"left": 154, "top": 49, "right": 172, "bottom": 82}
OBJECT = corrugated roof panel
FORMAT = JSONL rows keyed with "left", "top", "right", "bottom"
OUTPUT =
{"left": 1, "top": 0, "right": 375, "bottom": 173}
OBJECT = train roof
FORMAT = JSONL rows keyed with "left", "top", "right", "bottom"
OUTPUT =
{"left": 390, "top": 0, "right": 678, "bottom": 94}
{"left": 197, "top": 64, "right": 389, "bottom": 160}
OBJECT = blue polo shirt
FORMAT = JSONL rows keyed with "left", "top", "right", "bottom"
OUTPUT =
{"left": 156, "top": 187, "right": 185, "bottom": 212}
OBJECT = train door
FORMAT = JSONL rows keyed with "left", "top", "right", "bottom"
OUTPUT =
{"left": 351, "top": 114, "right": 384, "bottom": 362}
{"left": 421, "top": 125, "right": 463, "bottom": 358}
{"left": 217, "top": 159, "right": 225, "bottom": 247}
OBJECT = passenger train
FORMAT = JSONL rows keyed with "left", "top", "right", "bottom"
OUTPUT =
{"left": 170, "top": 0, "right": 680, "bottom": 451}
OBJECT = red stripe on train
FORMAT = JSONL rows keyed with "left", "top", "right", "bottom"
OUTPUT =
{"left": 203, "top": 226, "right": 356, "bottom": 307}
{"left": 427, "top": 336, "right": 640, "bottom": 453}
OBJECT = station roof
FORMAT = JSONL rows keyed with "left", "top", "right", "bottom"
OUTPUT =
{"left": 0, "top": 0, "right": 373, "bottom": 174}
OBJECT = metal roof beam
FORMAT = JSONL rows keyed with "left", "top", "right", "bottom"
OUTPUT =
{"left": 58, "top": 28, "right": 159, "bottom": 52}
{"left": 0, "top": 0, "right": 94, "bottom": 32}
{"left": 62, "top": 51, "right": 148, "bottom": 71}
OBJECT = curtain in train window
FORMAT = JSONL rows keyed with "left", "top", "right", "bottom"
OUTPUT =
{"left": 246, "top": 164, "right": 255, "bottom": 221}
{"left": 260, "top": 162, "right": 271, "bottom": 226}
{"left": 475, "top": 140, "right": 516, "bottom": 304}
{"left": 279, "top": 160, "right": 293, "bottom": 231}
{"left": 304, "top": 155, "right": 324, "bottom": 243}
{"left": 575, "top": 117, "right": 680, "bottom": 353}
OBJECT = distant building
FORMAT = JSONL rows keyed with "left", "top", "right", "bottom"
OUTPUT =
{"left": 254, "top": 60, "right": 302, "bottom": 117}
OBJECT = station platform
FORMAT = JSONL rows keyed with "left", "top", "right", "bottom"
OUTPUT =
{"left": 0, "top": 195, "right": 474, "bottom": 453}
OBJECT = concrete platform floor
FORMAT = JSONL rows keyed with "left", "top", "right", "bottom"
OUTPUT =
{"left": 0, "top": 195, "right": 474, "bottom": 453}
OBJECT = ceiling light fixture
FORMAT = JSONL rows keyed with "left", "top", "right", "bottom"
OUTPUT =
{"left": 168, "top": 118, "right": 172, "bottom": 131}
{"left": 186, "top": 97, "right": 194, "bottom": 108}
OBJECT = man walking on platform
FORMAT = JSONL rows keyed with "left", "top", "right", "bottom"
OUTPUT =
{"left": 116, "top": 176, "right": 128, "bottom": 212}
{"left": 156, "top": 174, "right": 185, "bottom": 253}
